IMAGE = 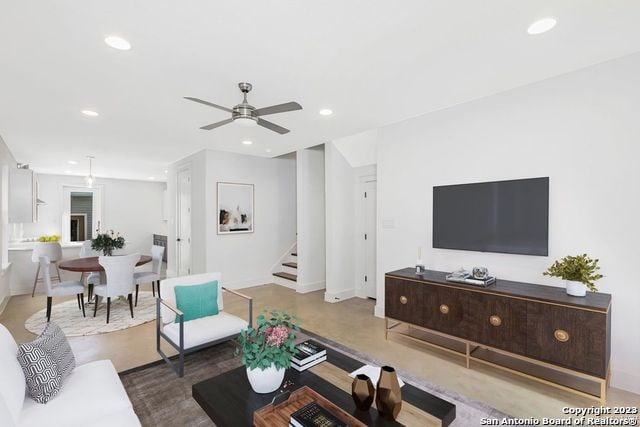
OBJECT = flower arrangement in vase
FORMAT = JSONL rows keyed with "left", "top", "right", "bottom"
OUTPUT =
{"left": 236, "top": 310, "right": 299, "bottom": 393}
{"left": 91, "top": 229, "right": 125, "bottom": 256}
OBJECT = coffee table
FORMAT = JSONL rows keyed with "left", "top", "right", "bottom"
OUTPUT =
{"left": 192, "top": 346, "right": 456, "bottom": 426}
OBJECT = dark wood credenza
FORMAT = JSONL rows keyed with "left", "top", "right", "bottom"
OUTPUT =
{"left": 385, "top": 268, "right": 611, "bottom": 402}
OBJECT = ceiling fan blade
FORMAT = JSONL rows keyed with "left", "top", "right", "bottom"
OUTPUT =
{"left": 200, "top": 118, "right": 234, "bottom": 130}
{"left": 254, "top": 102, "right": 302, "bottom": 116}
{"left": 184, "top": 97, "right": 232, "bottom": 113}
{"left": 257, "top": 118, "right": 290, "bottom": 134}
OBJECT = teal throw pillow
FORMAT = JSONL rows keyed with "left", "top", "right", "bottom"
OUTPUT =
{"left": 174, "top": 281, "right": 219, "bottom": 323}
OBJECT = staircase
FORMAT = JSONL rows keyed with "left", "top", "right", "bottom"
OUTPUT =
{"left": 272, "top": 249, "right": 297, "bottom": 287}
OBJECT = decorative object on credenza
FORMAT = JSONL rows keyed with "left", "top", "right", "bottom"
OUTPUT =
{"left": 236, "top": 309, "right": 299, "bottom": 393}
{"left": 375, "top": 366, "right": 402, "bottom": 420}
{"left": 472, "top": 266, "right": 489, "bottom": 280}
{"left": 415, "top": 246, "right": 425, "bottom": 274}
{"left": 217, "top": 182, "right": 254, "bottom": 234}
{"left": 446, "top": 268, "right": 496, "bottom": 287}
{"left": 91, "top": 229, "right": 125, "bottom": 256}
{"left": 351, "top": 374, "right": 375, "bottom": 411}
{"left": 543, "top": 253, "right": 603, "bottom": 296}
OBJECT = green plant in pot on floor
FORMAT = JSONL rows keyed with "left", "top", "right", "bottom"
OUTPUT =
{"left": 544, "top": 253, "right": 603, "bottom": 297}
{"left": 236, "top": 310, "right": 299, "bottom": 393}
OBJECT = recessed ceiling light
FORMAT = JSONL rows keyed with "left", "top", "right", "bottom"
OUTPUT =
{"left": 527, "top": 17, "right": 557, "bottom": 35}
{"left": 65, "top": 170, "right": 73, "bottom": 174}
{"left": 68, "top": 160, "right": 78, "bottom": 165}
{"left": 81, "top": 110, "right": 99, "bottom": 117}
{"left": 164, "top": 170, "right": 168, "bottom": 174}
{"left": 319, "top": 109, "right": 333, "bottom": 116}
{"left": 104, "top": 36, "right": 131, "bottom": 51}
{"left": 242, "top": 140, "right": 253, "bottom": 145}
{"left": 265, "top": 149, "right": 272, "bottom": 153}
{"left": 148, "top": 177, "right": 155, "bottom": 180}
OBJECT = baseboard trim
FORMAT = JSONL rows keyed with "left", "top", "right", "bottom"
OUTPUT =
{"left": 297, "top": 281, "right": 325, "bottom": 294}
{"left": 611, "top": 368, "right": 640, "bottom": 394}
{"left": 324, "top": 289, "right": 355, "bottom": 303}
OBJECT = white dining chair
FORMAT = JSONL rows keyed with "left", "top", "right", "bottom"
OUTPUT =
{"left": 39, "top": 256, "right": 85, "bottom": 322}
{"left": 93, "top": 253, "right": 140, "bottom": 324}
{"left": 31, "top": 242, "right": 63, "bottom": 297}
{"left": 134, "top": 245, "right": 165, "bottom": 306}
{"left": 79, "top": 240, "right": 100, "bottom": 302}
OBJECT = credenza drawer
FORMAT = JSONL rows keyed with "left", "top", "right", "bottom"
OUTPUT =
{"left": 466, "top": 293, "right": 527, "bottom": 355}
{"left": 423, "top": 286, "right": 466, "bottom": 337}
{"left": 385, "top": 277, "right": 425, "bottom": 326}
{"left": 526, "top": 302, "right": 608, "bottom": 378}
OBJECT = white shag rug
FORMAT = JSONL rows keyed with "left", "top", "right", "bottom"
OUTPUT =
{"left": 25, "top": 291, "right": 157, "bottom": 337}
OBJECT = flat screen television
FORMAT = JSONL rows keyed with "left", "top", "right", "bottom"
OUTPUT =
{"left": 432, "top": 177, "right": 549, "bottom": 256}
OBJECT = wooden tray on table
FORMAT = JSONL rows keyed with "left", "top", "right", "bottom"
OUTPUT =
{"left": 253, "top": 385, "right": 367, "bottom": 427}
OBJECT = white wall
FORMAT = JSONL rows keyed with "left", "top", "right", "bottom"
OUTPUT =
{"left": 376, "top": 53, "right": 640, "bottom": 393}
{"left": 296, "top": 147, "right": 326, "bottom": 293}
{"left": 0, "top": 135, "right": 17, "bottom": 311}
{"left": 19, "top": 174, "right": 167, "bottom": 255}
{"left": 324, "top": 142, "right": 357, "bottom": 301}
{"left": 332, "top": 129, "right": 378, "bottom": 167}
{"left": 167, "top": 149, "right": 297, "bottom": 289}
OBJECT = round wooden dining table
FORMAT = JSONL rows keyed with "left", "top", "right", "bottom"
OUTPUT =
{"left": 58, "top": 255, "right": 152, "bottom": 273}
{"left": 59, "top": 255, "right": 152, "bottom": 303}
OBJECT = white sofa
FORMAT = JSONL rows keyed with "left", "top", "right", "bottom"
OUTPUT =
{"left": 0, "top": 324, "right": 140, "bottom": 427}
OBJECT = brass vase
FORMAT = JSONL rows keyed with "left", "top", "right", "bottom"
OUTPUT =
{"left": 375, "top": 366, "right": 402, "bottom": 420}
{"left": 351, "top": 374, "right": 375, "bottom": 411}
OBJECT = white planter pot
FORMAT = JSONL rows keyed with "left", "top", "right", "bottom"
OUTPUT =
{"left": 246, "top": 364, "right": 285, "bottom": 394}
{"left": 566, "top": 280, "right": 587, "bottom": 297}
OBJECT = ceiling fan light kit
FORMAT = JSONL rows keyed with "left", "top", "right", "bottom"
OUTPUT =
{"left": 185, "top": 82, "right": 302, "bottom": 134}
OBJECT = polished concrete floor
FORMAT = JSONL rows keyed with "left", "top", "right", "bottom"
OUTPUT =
{"left": 1, "top": 283, "right": 638, "bottom": 421}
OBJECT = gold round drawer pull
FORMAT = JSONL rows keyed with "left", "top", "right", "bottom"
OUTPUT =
{"left": 489, "top": 315, "right": 502, "bottom": 327}
{"left": 439, "top": 304, "right": 449, "bottom": 314}
{"left": 399, "top": 296, "right": 408, "bottom": 305}
{"left": 554, "top": 329, "right": 570, "bottom": 343}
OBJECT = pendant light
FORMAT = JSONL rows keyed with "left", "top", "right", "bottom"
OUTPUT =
{"left": 85, "top": 156, "right": 95, "bottom": 188}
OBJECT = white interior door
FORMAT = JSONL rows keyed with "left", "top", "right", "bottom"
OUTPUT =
{"left": 176, "top": 169, "right": 192, "bottom": 276}
{"left": 363, "top": 180, "right": 377, "bottom": 299}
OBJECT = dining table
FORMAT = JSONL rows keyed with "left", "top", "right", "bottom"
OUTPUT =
{"left": 59, "top": 255, "right": 152, "bottom": 303}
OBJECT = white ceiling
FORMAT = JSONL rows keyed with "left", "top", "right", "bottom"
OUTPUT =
{"left": 1, "top": 1, "right": 640, "bottom": 181}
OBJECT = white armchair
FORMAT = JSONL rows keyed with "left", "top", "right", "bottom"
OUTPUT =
{"left": 156, "top": 273, "right": 252, "bottom": 377}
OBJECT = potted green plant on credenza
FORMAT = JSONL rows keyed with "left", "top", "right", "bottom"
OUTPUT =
{"left": 544, "top": 253, "right": 603, "bottom": 297}
{"left": 236, "top": 310, "right": 299, "bottom": 393}
{"left": 91, "top": 230, "right": 125, "bottom": 256}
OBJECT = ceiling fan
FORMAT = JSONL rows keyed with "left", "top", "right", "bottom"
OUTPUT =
{"left": 185, "top": 82, "right": 302, "bottom": 134}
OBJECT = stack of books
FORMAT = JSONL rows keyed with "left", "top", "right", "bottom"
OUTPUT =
{"left": 289, "top": 402, "right": 347, "bottom": 427}
{"left": 445, "top": 272, "right": 496, "bottom": 287}
{"left": 291, "top": 340, "right": 327, "bottom": 371}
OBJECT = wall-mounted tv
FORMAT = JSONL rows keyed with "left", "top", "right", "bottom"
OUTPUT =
{"left": 433, "top": 177, "right": 549, "bottom": 256}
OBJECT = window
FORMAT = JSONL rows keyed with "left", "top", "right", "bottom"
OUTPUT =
{"left": 62, "top": 186, "right": 102, "bottom": 243}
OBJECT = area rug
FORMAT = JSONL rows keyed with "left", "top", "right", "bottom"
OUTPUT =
{"left": 24, "top": 291, "right": 156, "bottom": 336}
{"left": 119, "top": 330, "right": 510, "bottom": 427}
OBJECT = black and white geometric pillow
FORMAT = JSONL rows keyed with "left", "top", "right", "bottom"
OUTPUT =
{"left": 17, "top": 344, "right": 62, "bottom": 404}
{"left": 33, "top": 323, "right": 76, "bottom": 381}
